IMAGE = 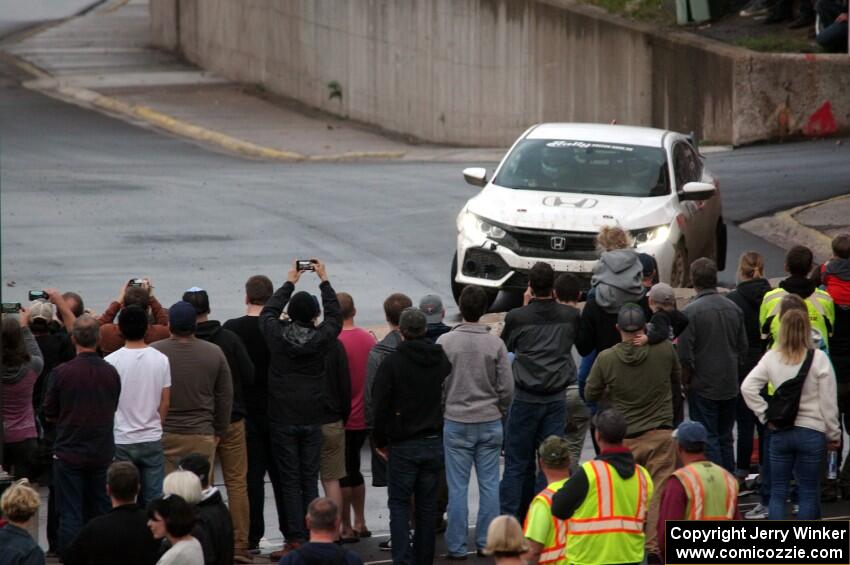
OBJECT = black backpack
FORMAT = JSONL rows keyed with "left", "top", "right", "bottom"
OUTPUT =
{"left": 766, "top": 350, "right": 815, "bottom": 431}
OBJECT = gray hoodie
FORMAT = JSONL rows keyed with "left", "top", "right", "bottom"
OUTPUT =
{"left": 591, "top": 249, "right": 647, "bottom": 313}
{"left": 437, "top": 323, "right": 514, "bottom": 423}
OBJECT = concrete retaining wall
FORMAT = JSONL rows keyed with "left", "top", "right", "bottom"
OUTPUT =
{"left": 150, "top": 0, "right": 850, "bottom": 146}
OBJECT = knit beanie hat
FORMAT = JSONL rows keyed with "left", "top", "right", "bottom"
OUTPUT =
{"left": 288, "top": 292, "right": 320, "bottom": 324}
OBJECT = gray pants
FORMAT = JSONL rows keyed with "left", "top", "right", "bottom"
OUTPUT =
{"left": 564, "top": 384, "right": 590, "bottom": 474}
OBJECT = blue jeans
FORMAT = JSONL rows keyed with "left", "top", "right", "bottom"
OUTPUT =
{"left": 500, "top": 398, "right": 566, "bottom": 520}
{"left": 769, "top": 426, "right": 826, "bottom": 519}
{"left": 114, "top": 440, "right": 164, "bottom": 508}
{"left": 270, "top": 424, "right": 322, "bottom": 542}
{"left": 55, "top": 459, "right": 110, "bottom": 556}
{"left": 388, "top": 436, "right": 444, "bottom": 565}
{"left": 443, "top": 419, "right": 502, "bottom": 555}
{"left": 688, "top": 393, "right": 736, "bottom": 472}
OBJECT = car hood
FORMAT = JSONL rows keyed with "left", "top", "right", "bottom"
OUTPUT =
{"left": 465, "top": 184, "right": 674, "bottom": 232}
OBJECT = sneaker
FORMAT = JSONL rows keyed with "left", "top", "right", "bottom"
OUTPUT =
{"left": 234, "top": 550, "right": 253, "bottom": 564}
{"left": 379, "top": 539, "right": 392, "bottom": 551}
{"left": 442, "top": 553, "right": 468, "bottom": 561}
{"left": 269, "top": 542, "right": 302, "bottom": 560}
{"left": 788, "top": 14, "right": 815, "bottom": 28}
{"left": 744, "top": 503, "right": 768, "bottom": 519}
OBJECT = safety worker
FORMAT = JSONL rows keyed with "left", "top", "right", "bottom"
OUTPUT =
{"left": 551, "top": 409, "right": 653, "bottom": 565}
{"left": 760, "top": 245, "right": 834, "bottom": 349}
{"left": 523, "top": 436, "right": 571, "bottom": 565}
{"left": 657, "top": 421, "right": 740, "bottom": 561}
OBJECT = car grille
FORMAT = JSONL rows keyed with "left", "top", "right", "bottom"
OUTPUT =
{"left": 501, "top": 227, "right": 599, "bottom": 261}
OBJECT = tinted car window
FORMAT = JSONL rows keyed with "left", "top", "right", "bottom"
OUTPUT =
{"left": 494, "top": 139, "right": 669, "bottom": 197}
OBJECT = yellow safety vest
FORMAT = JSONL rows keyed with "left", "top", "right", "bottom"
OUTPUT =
{"left": 672, "top": 461, "right": 738, "bottom": 520}
{"left": 524, "top": 484, "right": 568, "bottom": 565}
{"left": 759, "top": 287, "right": 834, "bottom": 348}
{"left": 566, "top": 459, "right": 653, "bottom": 565}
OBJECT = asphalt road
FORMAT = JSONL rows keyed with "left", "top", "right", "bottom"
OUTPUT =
{"left": 3, "top": 48, "right": 850, "bottom": 563}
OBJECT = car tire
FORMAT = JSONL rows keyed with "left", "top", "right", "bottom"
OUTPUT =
{"left": 715, "top": 220, "right": 728, "bottom": 272}
{"left": 451, "top": 251, "right": 467, "bottom": 306}
{"left": 670, "top": 241, "right": 690, "bottom": 288}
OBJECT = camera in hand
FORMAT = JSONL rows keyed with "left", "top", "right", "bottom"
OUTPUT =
{"left": 296, "top": 260, "right": 316, "bottom": 272}
{"left": 2, "top": 303, "right": 22, "bottom": 314}
{"left": 28, "top": 290, "right": 47, "bottom": 301}
{"left": 128, "top": 279, "right": 144, "bottom": 288}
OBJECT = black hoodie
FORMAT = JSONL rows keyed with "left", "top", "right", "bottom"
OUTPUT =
{"left": 551, "top": 447, "right": 637, "bottom": 521}
{"left": 195, "top": 320, "right": 255, "bottom": 422}
{"left": 371, "top": 338, "right": 451, "bottom": 448}
{"left": 260, "top": 281, "right": 342, "bottom": 425}
{"left": 727, "top": 278, "right": 772, "bottom": 373}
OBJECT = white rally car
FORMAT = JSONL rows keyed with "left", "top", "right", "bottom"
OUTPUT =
{"left": 452, "top": 123, "right": 726, "bottom": 305}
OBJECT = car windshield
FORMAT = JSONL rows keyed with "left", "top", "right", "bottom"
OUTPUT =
{"left": 493, "top": 139, "right": 669, "bottom": 197}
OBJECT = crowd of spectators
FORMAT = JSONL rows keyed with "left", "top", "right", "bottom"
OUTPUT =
{"left": 1, "top": 230, "right": 849, "bottom": 565}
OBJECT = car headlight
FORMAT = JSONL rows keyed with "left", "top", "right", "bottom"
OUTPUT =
{"left": 460, "top": 211, "right": 506, "bottom": 240}
{"left": 631, "top": 224, "right": 671, "bottom": 246}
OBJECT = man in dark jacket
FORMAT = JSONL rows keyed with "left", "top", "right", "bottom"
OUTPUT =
{"left": 364, "top": 293, "right": 412, "bottom": 490}
{"left": 678, "top": 259, "right": 748, "bottom": 473}
{"left": 183, "top": 287, "right": 254, "bottom": 563}
{"left": 372, "top": 308, "right": 452, "bottom": 565}
{"left": 179, "top": 453, "right": 235, "bottom": 565}
{"left": 499, "top": 262, "right": 580, "bottom": 521}
{"left": 259, "top": 259, "right": 342, "bottom": 555}
{"left": 63, "top": 461, "right": 159, "bottom": 565}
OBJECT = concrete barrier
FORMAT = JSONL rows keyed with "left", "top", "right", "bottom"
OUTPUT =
{"left": 150, "top": 0, "right": 850, "bottom": 146}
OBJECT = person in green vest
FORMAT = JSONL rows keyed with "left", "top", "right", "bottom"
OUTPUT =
{"left": 551, "top": 409, "right": 652, "bottom": 565}
{"left": 760, "top": 245, "right": 835, "bottom": 349}
{"left": 656, "top": 421, "right": 741, "bottom": 562}
{"left": 523, "top": 435, "right": 571, "bottom": 565}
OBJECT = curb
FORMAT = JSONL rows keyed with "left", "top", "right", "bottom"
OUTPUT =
{"left": 3, "top": 50, "right": 409, "bottom": 163}
{"left": 740, "top": 195, "right": 844, "bottom": 263}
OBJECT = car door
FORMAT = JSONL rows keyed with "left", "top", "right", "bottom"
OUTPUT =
{"left": 672, "top": 141, "right": 712, "bottom": 258}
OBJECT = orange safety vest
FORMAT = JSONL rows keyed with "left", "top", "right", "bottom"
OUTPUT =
{"left": 524, "top": 485, "right": 568, "bottom": 565}
{"left": 672, "top": 461, "right": 738, "bottom": 520}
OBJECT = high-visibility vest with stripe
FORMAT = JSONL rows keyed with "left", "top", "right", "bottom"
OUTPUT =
{"left": 672, "top": 461, "right": 738, "bottom": 520}
{"left": 566, "top": 460, "right": 653, "bottom": 565}
{"left": 759, "top": 287, "right": 835, "bottom": 349}
{"left": 523, "top": 483, "right": 568, "bottom": 565}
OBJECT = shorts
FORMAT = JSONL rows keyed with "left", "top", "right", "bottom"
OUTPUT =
{"left": 320, "top": 420, "right": 346, "bottom": 481}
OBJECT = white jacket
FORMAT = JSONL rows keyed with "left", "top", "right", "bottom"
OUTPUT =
{"left": 741, "top": 349, "right": 840, "bottom": 442}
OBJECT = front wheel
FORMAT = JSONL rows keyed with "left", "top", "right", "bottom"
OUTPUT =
{"left": 451, "top": 252, "right": 467, "bottom": 306}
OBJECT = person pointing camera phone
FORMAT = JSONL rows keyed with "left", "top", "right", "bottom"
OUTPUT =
{"left": 258, "top": 259, "right": 343, "bottom": 557}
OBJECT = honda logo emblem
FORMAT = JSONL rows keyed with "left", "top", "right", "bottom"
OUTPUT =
{"left": 550, "top": 236, "right": 566, "bottom": 251}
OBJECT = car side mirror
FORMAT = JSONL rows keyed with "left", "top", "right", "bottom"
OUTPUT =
{"left": 463, "top": 167, "right": 488, "bottom": 188}
{"left": 679, "top": 181, "right": 716, "bottom": 201}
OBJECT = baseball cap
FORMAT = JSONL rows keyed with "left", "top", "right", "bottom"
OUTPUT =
{"left": 29, "top": 300, "right": 54, "bottom": 324}
{"left": 617, "top": 303, "right": 646, "bottom": 332}
{"left": 168, "top": 301, "right": 197, "bottom": 333}
{"left": 537, "top": 435, "right": 570, "bottom": 467}
{"left": 399, "top": 307, "right": 427, "bottom": 337}
{"left": 648, "top": 283, "right": 676, "bottom": 307}
{"left": 673, "top": 421, "right": 708, "bottom": 448}
{"left": 419, "top": 294, "right": 444, "bottom": 324}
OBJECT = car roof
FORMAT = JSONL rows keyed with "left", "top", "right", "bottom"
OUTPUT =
{"left": 525, "top": 123, "right": 670, "bottom": 148}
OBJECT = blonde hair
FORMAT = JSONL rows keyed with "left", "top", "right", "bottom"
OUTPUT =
{"left": 483, "top": 515, "right": 529, "bottom": 557}
{"left": 737, "top": 251, "right": 765, "bottom": 282}
{"left": 162, "top": 470, "right": 203, "bottom": 505}
{"left": 1, "top": 479, "right": 40, "bottom": 523}
{"left": 777, "top": 309, "right": 813, "bottom": 365}
{"left": 596, "top": 226, "right": 631, "bottom": 252}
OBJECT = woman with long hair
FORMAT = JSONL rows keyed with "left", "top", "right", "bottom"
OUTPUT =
{"left": 726, "top": 252, "right": 771, "bottom": 516}
{"left": 741, "top": 309, "right": 840, "bottom": 519}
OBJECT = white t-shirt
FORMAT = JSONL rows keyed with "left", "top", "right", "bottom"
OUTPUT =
{"left": 106, "top": 346, "right": 172, "bottom": 444}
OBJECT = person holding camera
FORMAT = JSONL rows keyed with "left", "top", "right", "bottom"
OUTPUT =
{"left": 259, "top": 259, "right": 343, "bottom": 558}
{"left": 98, "top": 278, "right": 170, "bottom": 356}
